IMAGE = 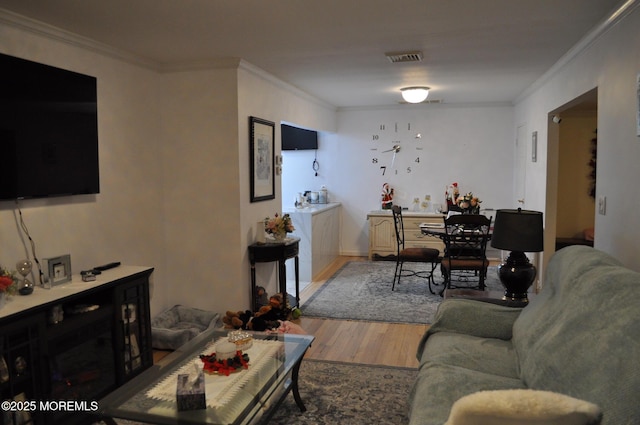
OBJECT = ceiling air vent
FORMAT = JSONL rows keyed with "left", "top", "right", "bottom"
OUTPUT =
{"left": 385, "top": 51, "right": 423, "bottom": 63}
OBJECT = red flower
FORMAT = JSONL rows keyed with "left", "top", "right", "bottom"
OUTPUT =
{"left": 0, "top": 276, "right": 14, "bottom": 292}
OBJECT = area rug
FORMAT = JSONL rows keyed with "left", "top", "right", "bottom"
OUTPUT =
{"left": 269, "top": 360, "right": 416, "bottom": 425}
{"left": 301, "top": 261, "right": 502, "bottom": 324}
{"left": 97, "top": 360, "right": 416, "bottom": 425}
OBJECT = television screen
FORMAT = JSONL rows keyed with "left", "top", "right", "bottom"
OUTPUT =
{"left": 0, "top": 52, "right": 99, "bottom": 200}
{"left": 281, "top": 124, "right": 318, "bottom": 150}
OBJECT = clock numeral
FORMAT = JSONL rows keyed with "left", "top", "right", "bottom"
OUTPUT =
{"left": 394, "top": 123, "right": 398, "bottom": 132}
{"left": 372, "top": 158, "right": 378, "bottom": 164}
{"left": 406, "top": 167, "right": 412, "bottom": 173}
{"left": 408, "top": 123, "right": 411, "bottom": 131}
{"left": 372, "top": 134, "right": 379, "bottom": 140}
{"left": 380, "top": 166, "right": 387, "bottom": 175}
{"left": 379, "top": 124, "right": 385, "bottom": 130}
{"left": 415, "top": 156, "right": 420, "bottom": 163}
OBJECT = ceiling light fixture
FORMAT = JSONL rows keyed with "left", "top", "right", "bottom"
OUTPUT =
{"left": 401, "top": 86, "right": 430, "bottom": 103}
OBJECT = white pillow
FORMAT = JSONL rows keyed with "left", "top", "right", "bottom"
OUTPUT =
{"left": 444, "top": 389, "right": 602, "bottom": 425}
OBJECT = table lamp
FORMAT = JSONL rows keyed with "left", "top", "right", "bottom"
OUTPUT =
{"left": 490, "top": 209, "right": 544, "bottom": 301}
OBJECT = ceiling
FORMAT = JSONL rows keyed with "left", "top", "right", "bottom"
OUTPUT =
{"left": 0, "top": 0, "right": 624, "bottom": 108}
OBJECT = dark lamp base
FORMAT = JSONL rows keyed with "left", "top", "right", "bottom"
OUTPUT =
{"left": 497, "top": 251, "right": 536, "bottom": 301}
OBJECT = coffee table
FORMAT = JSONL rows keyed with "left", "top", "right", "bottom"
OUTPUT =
{"left": 97, "top": 327, "right": 314, "bottom": 425}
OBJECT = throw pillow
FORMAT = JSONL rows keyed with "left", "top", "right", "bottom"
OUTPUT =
{"left": 445, "top": 389, "right": 602, "bottom": 425}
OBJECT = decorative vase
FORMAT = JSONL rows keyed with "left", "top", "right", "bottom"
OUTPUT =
{"left": 271, "top": 232, "right": 287, "bottom": 242}
{"left": 0, "top": 292, "right": 6, "bottom": 310}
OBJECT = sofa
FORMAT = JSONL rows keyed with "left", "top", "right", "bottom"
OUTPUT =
{"left": 409, "top": 245, "right": 640, "bottom": 425}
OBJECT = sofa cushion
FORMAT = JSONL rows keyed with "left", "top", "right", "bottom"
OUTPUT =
{"left": 409, "top": 363, "right": 526, "bottom": 425}
{"left": 416, "top": 299, "right": 523, "bottom": 358}
{"left": 444, "top": 389, "right": 602, "bottom": 425}
{"left": 420, "top": 332, "right": 520, "bottom": 380}
{"left": 512, "top": 246, "right": 640, "bottom": 425}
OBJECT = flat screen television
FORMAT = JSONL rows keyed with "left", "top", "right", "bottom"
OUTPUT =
{"left": 0, "top": 52, "right": 100, "bottom": 201}
{"left": 281, "top": 124, "right": 318, "bottom": 151}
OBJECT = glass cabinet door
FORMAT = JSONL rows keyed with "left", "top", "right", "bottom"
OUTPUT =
{"left": 0, "top": 314, "right": 45, "bottom": 425}
{"left": 114, "top": 275, "right": 153, "bottom": 383}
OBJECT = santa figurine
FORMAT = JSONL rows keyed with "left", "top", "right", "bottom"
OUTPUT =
{"left": 381, "top": 183, "right": 394, "bottom": 210}
{"left": 445, "top": 182, "right": 459, "bottom": 209}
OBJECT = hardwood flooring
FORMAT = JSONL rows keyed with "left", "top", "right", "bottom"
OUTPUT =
{"left": 295, "top": 256, "right": 429, "bottom": 369}
{"left": 153, "top": 256, "right": 431, "bottom": 368}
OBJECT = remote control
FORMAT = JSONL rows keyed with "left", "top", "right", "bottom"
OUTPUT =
{"left": 93, "top": 262, "right": 121, "bottom": 272}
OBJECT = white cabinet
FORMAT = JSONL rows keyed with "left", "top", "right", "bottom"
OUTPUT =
{"left": 367, "top": 211, "right": 445, "bottom": 260}
{"left": 285, "top": 203, "right": 341, "bottom": 284}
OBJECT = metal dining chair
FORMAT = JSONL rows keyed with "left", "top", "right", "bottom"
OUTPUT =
{"left": 441, "top": 214, "right": 492, "bottom": 292}
{"left": 391, "top": 206, "right": 441, "bottom": 293}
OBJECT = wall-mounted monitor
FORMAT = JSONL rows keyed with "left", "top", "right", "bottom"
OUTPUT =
{"left": 0, "top": 52, "right": 100, "bottom": 201}
{"left": 281, "top": 123, "right": 318, "bottom": 151}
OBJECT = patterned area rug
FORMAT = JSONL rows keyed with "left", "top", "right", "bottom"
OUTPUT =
{"left": 97, "top": 360, "right": 416, "bottom": 425}
{"left": 301, "top": 261, "right": 502, "bottom": 324}
{"left": 269, "top": 360, "right": 416, "bottom": 425}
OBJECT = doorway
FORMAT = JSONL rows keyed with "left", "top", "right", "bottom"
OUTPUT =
{"left": 548, "top": 88, "right": 598, "bottom": 253}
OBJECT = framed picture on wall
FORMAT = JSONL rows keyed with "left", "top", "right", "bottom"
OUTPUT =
{"left": 249, "top": 116, "right": 276, "bottom": 202}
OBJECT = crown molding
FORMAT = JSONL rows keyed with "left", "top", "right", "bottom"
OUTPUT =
{"left": 237, "top": 60, "right": 336, "bottom": 111}
{"left": 0, "top": 7, "right": 334, "bottom": 111}
{"left": 515, "top": 0, "right": 640, "bottom": 103}
{"left": 338, "top": 101, "right": 513, "bottom": 112}
{"left": 0, "top": 8, "right": 159, "bottom": 69}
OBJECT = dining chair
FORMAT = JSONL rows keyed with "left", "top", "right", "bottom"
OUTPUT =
{"left": 391, "top": 206, "right": 441, "bottom": 293}
{"left": 441, "top": 214, "right": 492, "bottom": 293}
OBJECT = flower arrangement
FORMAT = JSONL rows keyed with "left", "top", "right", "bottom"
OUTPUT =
{"left": 264, "top": 213, "right": 295, "bottom": 239}
{"left": 0, "top": 266, "right": 17, "bottom": 296}
{"left": 456, "top": 192, "right": 482, "bottom": 214}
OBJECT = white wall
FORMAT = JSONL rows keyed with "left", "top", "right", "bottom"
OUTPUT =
{"left": 159, "top": 68, "right": 244, "bottom": 313}
{"left": 514, "top": 4, "right": 640, "bottom": 270}
{"left": 0, "top": 17, "right": 337, "bottom": 317}
{"left": 236, "top": 63, "right": 336, "bottom": 302}
{"left": 0, "top": 20, "right": 168, "bottom": 315}
{"left": 283, "top": 105, "right": 515, "bottom": 256}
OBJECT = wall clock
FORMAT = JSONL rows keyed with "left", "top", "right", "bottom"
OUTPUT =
{"left": 370, "top": 122, "right": 423, "bottom": 176}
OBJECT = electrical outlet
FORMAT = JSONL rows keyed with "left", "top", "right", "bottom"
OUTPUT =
{"left": 598, "top": 196, "right": 606, "bottom": 215}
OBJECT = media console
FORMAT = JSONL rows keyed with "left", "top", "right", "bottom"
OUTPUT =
{"left": 0, "top": 266, "right": 154, "bottom": 425}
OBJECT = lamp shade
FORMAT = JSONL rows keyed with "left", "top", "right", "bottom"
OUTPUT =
{"left": 401, "top": 86, "right": 430, "bottom": 103}
{"left": 491, "top": 209, "right": 544, "bottom": 252}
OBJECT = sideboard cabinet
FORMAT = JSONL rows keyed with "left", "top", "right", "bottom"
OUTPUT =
{"left": 0, "top": 266, "right": 153, "bottom": 425}
{"left": 367, "top": 211, "right": 445, "bottom": 260}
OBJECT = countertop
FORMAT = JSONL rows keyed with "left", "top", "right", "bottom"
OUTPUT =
{"left": 283, "top": 202, "right": 341, "bottom": 215}
{"left": 367, "top": 209, "right": 445, "bottom": 217}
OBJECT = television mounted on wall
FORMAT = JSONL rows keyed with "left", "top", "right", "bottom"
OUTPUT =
{"left": 281, "top": 123, "right": 318, "bottom": 151}
{"left": 0, "top": 52, "right": 100, "bottom": 201}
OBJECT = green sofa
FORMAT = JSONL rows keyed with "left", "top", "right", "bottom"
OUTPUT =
{"left": 409, "top": 245, "right": 640, "bottom": 425}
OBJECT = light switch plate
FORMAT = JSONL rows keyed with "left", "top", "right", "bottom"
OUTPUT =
{"left": 598, "top": 196, "right": 606, "bottom": 215}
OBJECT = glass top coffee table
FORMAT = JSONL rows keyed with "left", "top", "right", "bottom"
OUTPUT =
{"left": 98, "top": 327, "right": 315, "bottom": 425}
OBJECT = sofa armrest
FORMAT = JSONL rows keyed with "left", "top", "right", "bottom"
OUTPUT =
{"left": 417, "top": 299, "right": 522, "bottom": 359}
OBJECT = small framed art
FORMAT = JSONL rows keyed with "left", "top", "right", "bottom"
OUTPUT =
{"left": 44, "top": 254, "right": 72, "bottom": 286}
{"left": 249, "top": 116, "right": 276, "bottom": 202}
{"left": 531, "top": 131, "right": 538, "bottom": 162}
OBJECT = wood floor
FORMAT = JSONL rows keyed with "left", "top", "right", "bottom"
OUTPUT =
{"left": 295, "top": 256, "right": 429, "bottom": 369}
{"left": 153, "top": 256, "right": 430, "bottom": 368}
